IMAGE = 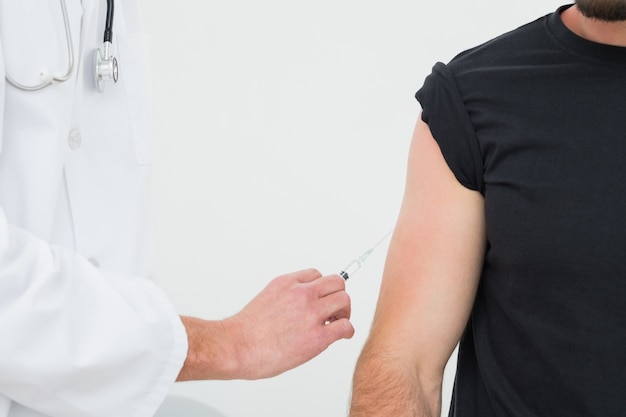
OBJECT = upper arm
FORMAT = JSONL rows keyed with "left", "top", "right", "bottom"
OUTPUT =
{"left": 366, "top": 116, "right": 486, "bottom": 380}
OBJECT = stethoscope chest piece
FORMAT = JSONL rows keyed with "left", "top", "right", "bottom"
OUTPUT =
{"left": 94, "top": 0, "right": 117, "bottom": 93}
{"left": 94, "top": 41, "right": 118, "bottom": 93}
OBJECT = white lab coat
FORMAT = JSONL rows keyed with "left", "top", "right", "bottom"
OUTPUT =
{"left": 0, "top": 1, "right": 187, "bottom": 416}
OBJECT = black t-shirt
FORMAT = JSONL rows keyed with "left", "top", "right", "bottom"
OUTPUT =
{"left": 416, "top": 5, "right": 626, "bottom": 416}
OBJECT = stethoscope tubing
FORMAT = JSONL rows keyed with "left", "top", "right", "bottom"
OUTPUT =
{"left": 4, "top": 0, "right": 115, "bottom": 92}
{"left": 4, "top": 0, "right": 75, "bottom": 91}
{"left": 104, "top": 0, "right": 114, "bottom": 43}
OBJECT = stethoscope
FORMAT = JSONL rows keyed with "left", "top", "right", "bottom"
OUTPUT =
{"left": 4, "top": 0, "right": 118, "bottom": 93}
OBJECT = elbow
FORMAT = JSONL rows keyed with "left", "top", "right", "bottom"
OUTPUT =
{"left": 351, "top": 341, "right": 443, "bottom": 416}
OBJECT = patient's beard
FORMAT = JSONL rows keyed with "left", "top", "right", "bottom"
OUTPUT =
{"left": 576, "top": 0, "right": 626, "bottom": 21}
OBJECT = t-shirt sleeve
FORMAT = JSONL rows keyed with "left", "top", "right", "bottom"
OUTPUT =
{"left": 415, "top": 62, "right": 484, "bottom": 193}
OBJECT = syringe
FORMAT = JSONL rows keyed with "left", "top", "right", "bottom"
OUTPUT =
{"left": 340, "top": 229, "right": 394, "bottom": 280}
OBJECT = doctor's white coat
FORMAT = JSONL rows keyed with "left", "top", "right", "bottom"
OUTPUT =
{"left": 0, "top": 1, "right": 187, "bottom": 416}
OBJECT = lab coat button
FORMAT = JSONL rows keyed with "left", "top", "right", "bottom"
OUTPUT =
{"left": 88, "top": 258, "right": 100, "bottom": 268}
{"left": 68, "top": 128, "right": 82, "bottom": 150}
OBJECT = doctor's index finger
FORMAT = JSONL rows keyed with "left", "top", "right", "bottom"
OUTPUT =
{"left": 292, "top": 268, "right": 323, "bottom": 283}
{"left": 313, "top": 274, "right": 347, "bottom": 298}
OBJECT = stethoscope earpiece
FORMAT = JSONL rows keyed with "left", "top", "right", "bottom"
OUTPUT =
{"left": 5, "top": 0, "right": 75, "bottom": 91}
{"left": 39, "top": 70, "right": 54, "bottom": 84}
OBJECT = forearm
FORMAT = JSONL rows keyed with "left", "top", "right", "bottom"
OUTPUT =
{"left": 176, "top": 316, "right": 244, "bottom": 381}
{"left": 350, "top": 347, "right": 441, "bottom": 417}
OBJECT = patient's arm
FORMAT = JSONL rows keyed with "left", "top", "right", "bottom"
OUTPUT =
{"left": 350, "top": 118, "right": 486, "bottom": 416}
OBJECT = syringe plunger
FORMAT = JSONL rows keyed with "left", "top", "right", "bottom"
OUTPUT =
{"left": 340, "top": 259, "right": 362, "bottom": 280}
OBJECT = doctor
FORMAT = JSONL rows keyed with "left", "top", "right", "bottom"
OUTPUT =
{"left": 0, "top": 1, "right": 354, "bottom": 417}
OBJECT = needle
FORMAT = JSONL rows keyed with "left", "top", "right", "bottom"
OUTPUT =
{"left": 339, "top": 229, "right": 394, "bottom": 280}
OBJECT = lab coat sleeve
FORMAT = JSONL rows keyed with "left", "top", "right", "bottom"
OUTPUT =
{"left": 0, "top": 208, "right": 188, "bottom": 417}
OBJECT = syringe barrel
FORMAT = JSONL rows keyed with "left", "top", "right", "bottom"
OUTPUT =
{"left": 340, "top": 259, "right": 362, "bottom": 280}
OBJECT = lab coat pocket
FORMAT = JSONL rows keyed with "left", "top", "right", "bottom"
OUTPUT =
{"left": 116, "top": 33, "right": 153, "bottom": 166}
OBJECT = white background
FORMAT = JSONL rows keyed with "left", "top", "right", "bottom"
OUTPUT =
{"left": 140, "top": 1, "right": 566, "bottom": 416}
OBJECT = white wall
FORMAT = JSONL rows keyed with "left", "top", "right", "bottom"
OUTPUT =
{"left": 140, "top": 1, "right": 566, "bottom": 416}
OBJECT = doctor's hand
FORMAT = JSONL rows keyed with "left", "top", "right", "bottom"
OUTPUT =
{"left": 176, "top": 269, "right": 354, "bottom": 381}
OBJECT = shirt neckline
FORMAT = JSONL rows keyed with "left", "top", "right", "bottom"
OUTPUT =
{"left": 547, "top": 4, "right": 626, "bottom": 65}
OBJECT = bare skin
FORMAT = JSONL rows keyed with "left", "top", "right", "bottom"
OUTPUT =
{"left": 350, "top": 119, "right": 486, "bottom": 416}
{"left": 176, "top": 269, "right": 354, "bottom": 381}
